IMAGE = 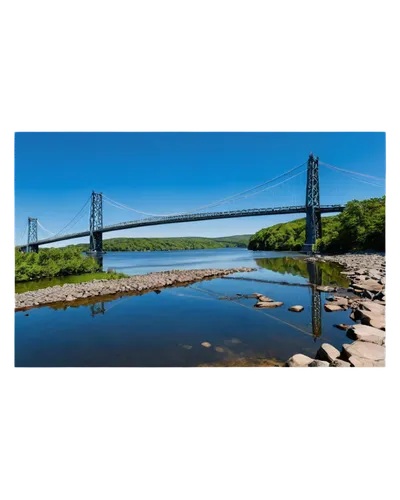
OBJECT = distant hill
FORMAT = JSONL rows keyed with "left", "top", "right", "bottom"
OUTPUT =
{"left": 68, "top": 235, "right": 252, "bottom": 252}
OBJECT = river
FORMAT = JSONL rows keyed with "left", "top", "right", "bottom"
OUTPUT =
{"left": 15, "top": 248, "right": 352, "bottom": 367}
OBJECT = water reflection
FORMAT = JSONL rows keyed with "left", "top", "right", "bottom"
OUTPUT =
{"left": 255, "top": 258, "right": 349, "bottom": 342}
{"left": 255, "top": 256, "right": 349, "bottom": 288}
{"left": 90, "top": 302, "right": 106, "bottom": 316}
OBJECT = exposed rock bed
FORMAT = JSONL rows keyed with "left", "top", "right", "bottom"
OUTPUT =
{"left": 286, "top": 253, "right": 386, "bottom": 367}
{"left": 15, "top": 267, "right": 256, "bottom": 311}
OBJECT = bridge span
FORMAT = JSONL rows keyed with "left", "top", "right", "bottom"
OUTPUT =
{"left": 16, "top": 154, "right": 353, "bottom": 254}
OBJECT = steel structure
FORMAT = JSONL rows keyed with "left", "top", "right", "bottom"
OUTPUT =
{"left": 303, "top": 153, "right": 322, "bottom": 252}
{"left": 89, "top": 191, "right": 104, "bottom": 254}
{"left": 16, "top": 204, "right": 345, "bottom": 252}
{"left": 17, "top": 154, "right": 345, "bottom": 254}
{"left": 27, "top": 217, "right": 38, "bottom": 253}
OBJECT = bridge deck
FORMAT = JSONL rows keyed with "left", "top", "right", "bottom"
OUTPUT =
{"left": 16, "top": 204, "right": 345, "bottom": 248}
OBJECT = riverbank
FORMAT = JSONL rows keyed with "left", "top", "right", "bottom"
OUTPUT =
{"left": 15, "top": 267, "right": 256, "bottom": 311}
{"left": 286, "top": 253, "right": 386, "bottom": 367}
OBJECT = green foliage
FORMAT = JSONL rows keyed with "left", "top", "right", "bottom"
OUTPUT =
{"left": 15, "top": 247, "right": 100, "bottom": 282}
{"left": 69, "top": 235, "right": 251, "bottom": 252}
{"left": 255, "top": 256, "right": 350, "bottom": 287}
{"left": 248, "top": 197, "right": 385, "bottom": 253}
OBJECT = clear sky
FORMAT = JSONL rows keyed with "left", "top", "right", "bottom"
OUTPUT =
{"left": 15, "top": 132, "right": 386, "bottom": 246}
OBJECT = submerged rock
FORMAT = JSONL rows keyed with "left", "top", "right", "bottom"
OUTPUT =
{"left": 201, "top": 342, "right": 212, "bottom": 348}
{"left": 288, "top": 305, "right": 304, "bottom": 312}
{"left": 258, "top": 295, "right": 274, "bottom": 302}
{"left": 254, "top": 301, "right": 284, "bottom": 308}
{"left": 334, "top": 323, "right": 351, "bottom": 331}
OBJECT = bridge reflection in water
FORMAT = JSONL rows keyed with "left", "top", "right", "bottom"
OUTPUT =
{"left": 255, "top": 257, "right": 349, "bottom": 341}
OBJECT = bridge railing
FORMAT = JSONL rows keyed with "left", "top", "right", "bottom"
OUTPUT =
{"left": 16, "top": 204, "right": 345, "bottom": 248}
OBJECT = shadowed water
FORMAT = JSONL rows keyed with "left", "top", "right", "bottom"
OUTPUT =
{"left": 15, "top": 248, "right": 352, "bottom": 367}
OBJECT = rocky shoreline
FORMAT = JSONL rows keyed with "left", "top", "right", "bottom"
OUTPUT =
{"left": 15, "top": 267, "right": 256, "bottom": 311}
{"left": 286, "top": 253, "right": 386, "bottom": 367}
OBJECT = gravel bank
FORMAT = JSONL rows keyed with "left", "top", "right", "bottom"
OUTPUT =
{"left": 285, "top": 253, "right": 386, "bottom": 367}
{"left": 15, "top": 267, "right": 256, "bottom": 311}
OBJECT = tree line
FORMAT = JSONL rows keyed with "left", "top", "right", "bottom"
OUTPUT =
{"left": 69, "top": 235, "right": 250, "bottom": 252}
{"left": 15, "top": 247, "right": 100, "bottom": 282}
{"left": 248, "top": 196, "right": 385, "bottom": 253}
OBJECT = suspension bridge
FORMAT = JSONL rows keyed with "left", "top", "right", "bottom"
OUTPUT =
{"left": 16, "top": 153, "right": 384, "bottom": 254}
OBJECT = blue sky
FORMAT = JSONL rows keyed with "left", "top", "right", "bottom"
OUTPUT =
{"left": 15, "top": 132, "right": 386, "bottom": 246}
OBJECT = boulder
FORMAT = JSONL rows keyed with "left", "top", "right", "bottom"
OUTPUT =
{"left": 254, "top": 301, "right": 284, "bottom": 308}
{"left": 201, "top": 342, "right": 212, "bottom": 348}
{"left": 348, "top": 356, "right": 376, "bottom": 367}
{"left": 258, "top": 295, "right": 274, "bottom": 302}
{"left": 330, "top": 359, "right": 351, "bottom": 367}
{"left": 346, "top": 324, "right": 385, "bottom": 346}
{"left": 308, "top": 360, "right": 330, "bottom": 367}
{"left": 288, "top": 305, "right": 304, "bottom": 312}
{"left": 358, "top": 301, "right": 385, "bottom": 330}
{"left": 342, "top": 341, "right": 385, "bottom": 363}
{"left": 316, "top": 343, "right": 340, "bottom": 363}
{"left": 285, "top": 354, "right": 313, "bottom": 367}
{"left": 324, "top": 304, "right": 343, "bottom": 312}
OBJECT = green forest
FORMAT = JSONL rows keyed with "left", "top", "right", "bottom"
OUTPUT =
{"left": 15, "top": 247, "right": 102, "bottom": 282}
{"left": 248, "top": 196, "right": 385, "bottom": 253}
{"left": 69, "top": 235, "right": 251, "bottom": 252}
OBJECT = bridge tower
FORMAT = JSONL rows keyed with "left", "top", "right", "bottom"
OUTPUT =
{"left": 27, "top": 217, "right": 38, "bottom": 253}
{"left": 89, "top": 191, "right": 104, "bottom": 255}
{"left": 302, "top": 153, "right": 321, "bottom": 253}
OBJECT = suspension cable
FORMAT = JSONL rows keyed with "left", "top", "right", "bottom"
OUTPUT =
{"left": 18, "top": 223, "right": 28, "bottom": 245}
{"left": 320, "top": 161, "right": 385, "bottom": 181}
{"left": 37, "top": 220, "right": 56, "bottom": 236}
{"left": 321, "top": 163, "right": 385, "bottom": 188}
{"left": 53, "top": 195, "right": 92, "bottom": 237}
{"left": 103, "top": 161, "right": 307, "bottom": 218}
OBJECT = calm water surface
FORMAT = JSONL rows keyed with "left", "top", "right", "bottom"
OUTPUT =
{"left": 15, "top": 248, "right": 352, "bottom": 367}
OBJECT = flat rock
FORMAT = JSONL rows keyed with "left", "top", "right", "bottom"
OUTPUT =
{"left": 358, "top": 301, "right": 385, "bottom": 330}
{"left": 324, "top": 304, "right": 343, "bottom": 312}
{"left": 353, "top": 282, "right": 383, "bottom": 293}
{"left": 316, "top": 343, "right": 341, "bottom": 363}
{"left": 285, "top": 354, "right": 313, "bottom": 367}
{"left": 330, "top": 359, "right": 351, "bottom": 367}
{"left": 317, "top": 286, "right": 336, "bottom": 293}
{"left": 334, "top": 323, "right": 351, "bottom": 331}
{"left": 348, "top": 356, "right": 385, "bottom": 367}
{"left": 258, "top": 295, "right": 274, "bottom": 302}
{"left": 288, "top": 305, "right": 304, "bottom": 312}
{"left": 331, "top": 296, "right": 349, "bottom": 308}
{"left": 342, "top": 341, "right": 385, "bottom": 363}
{"left": 346, "top": 324, "right": 385, "bottom": 346}
{"left": 308, "top": 360, "right": 329, "bottom": 367}
{"left": 254, "top": 301, "right": 283, "bottom": 308}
